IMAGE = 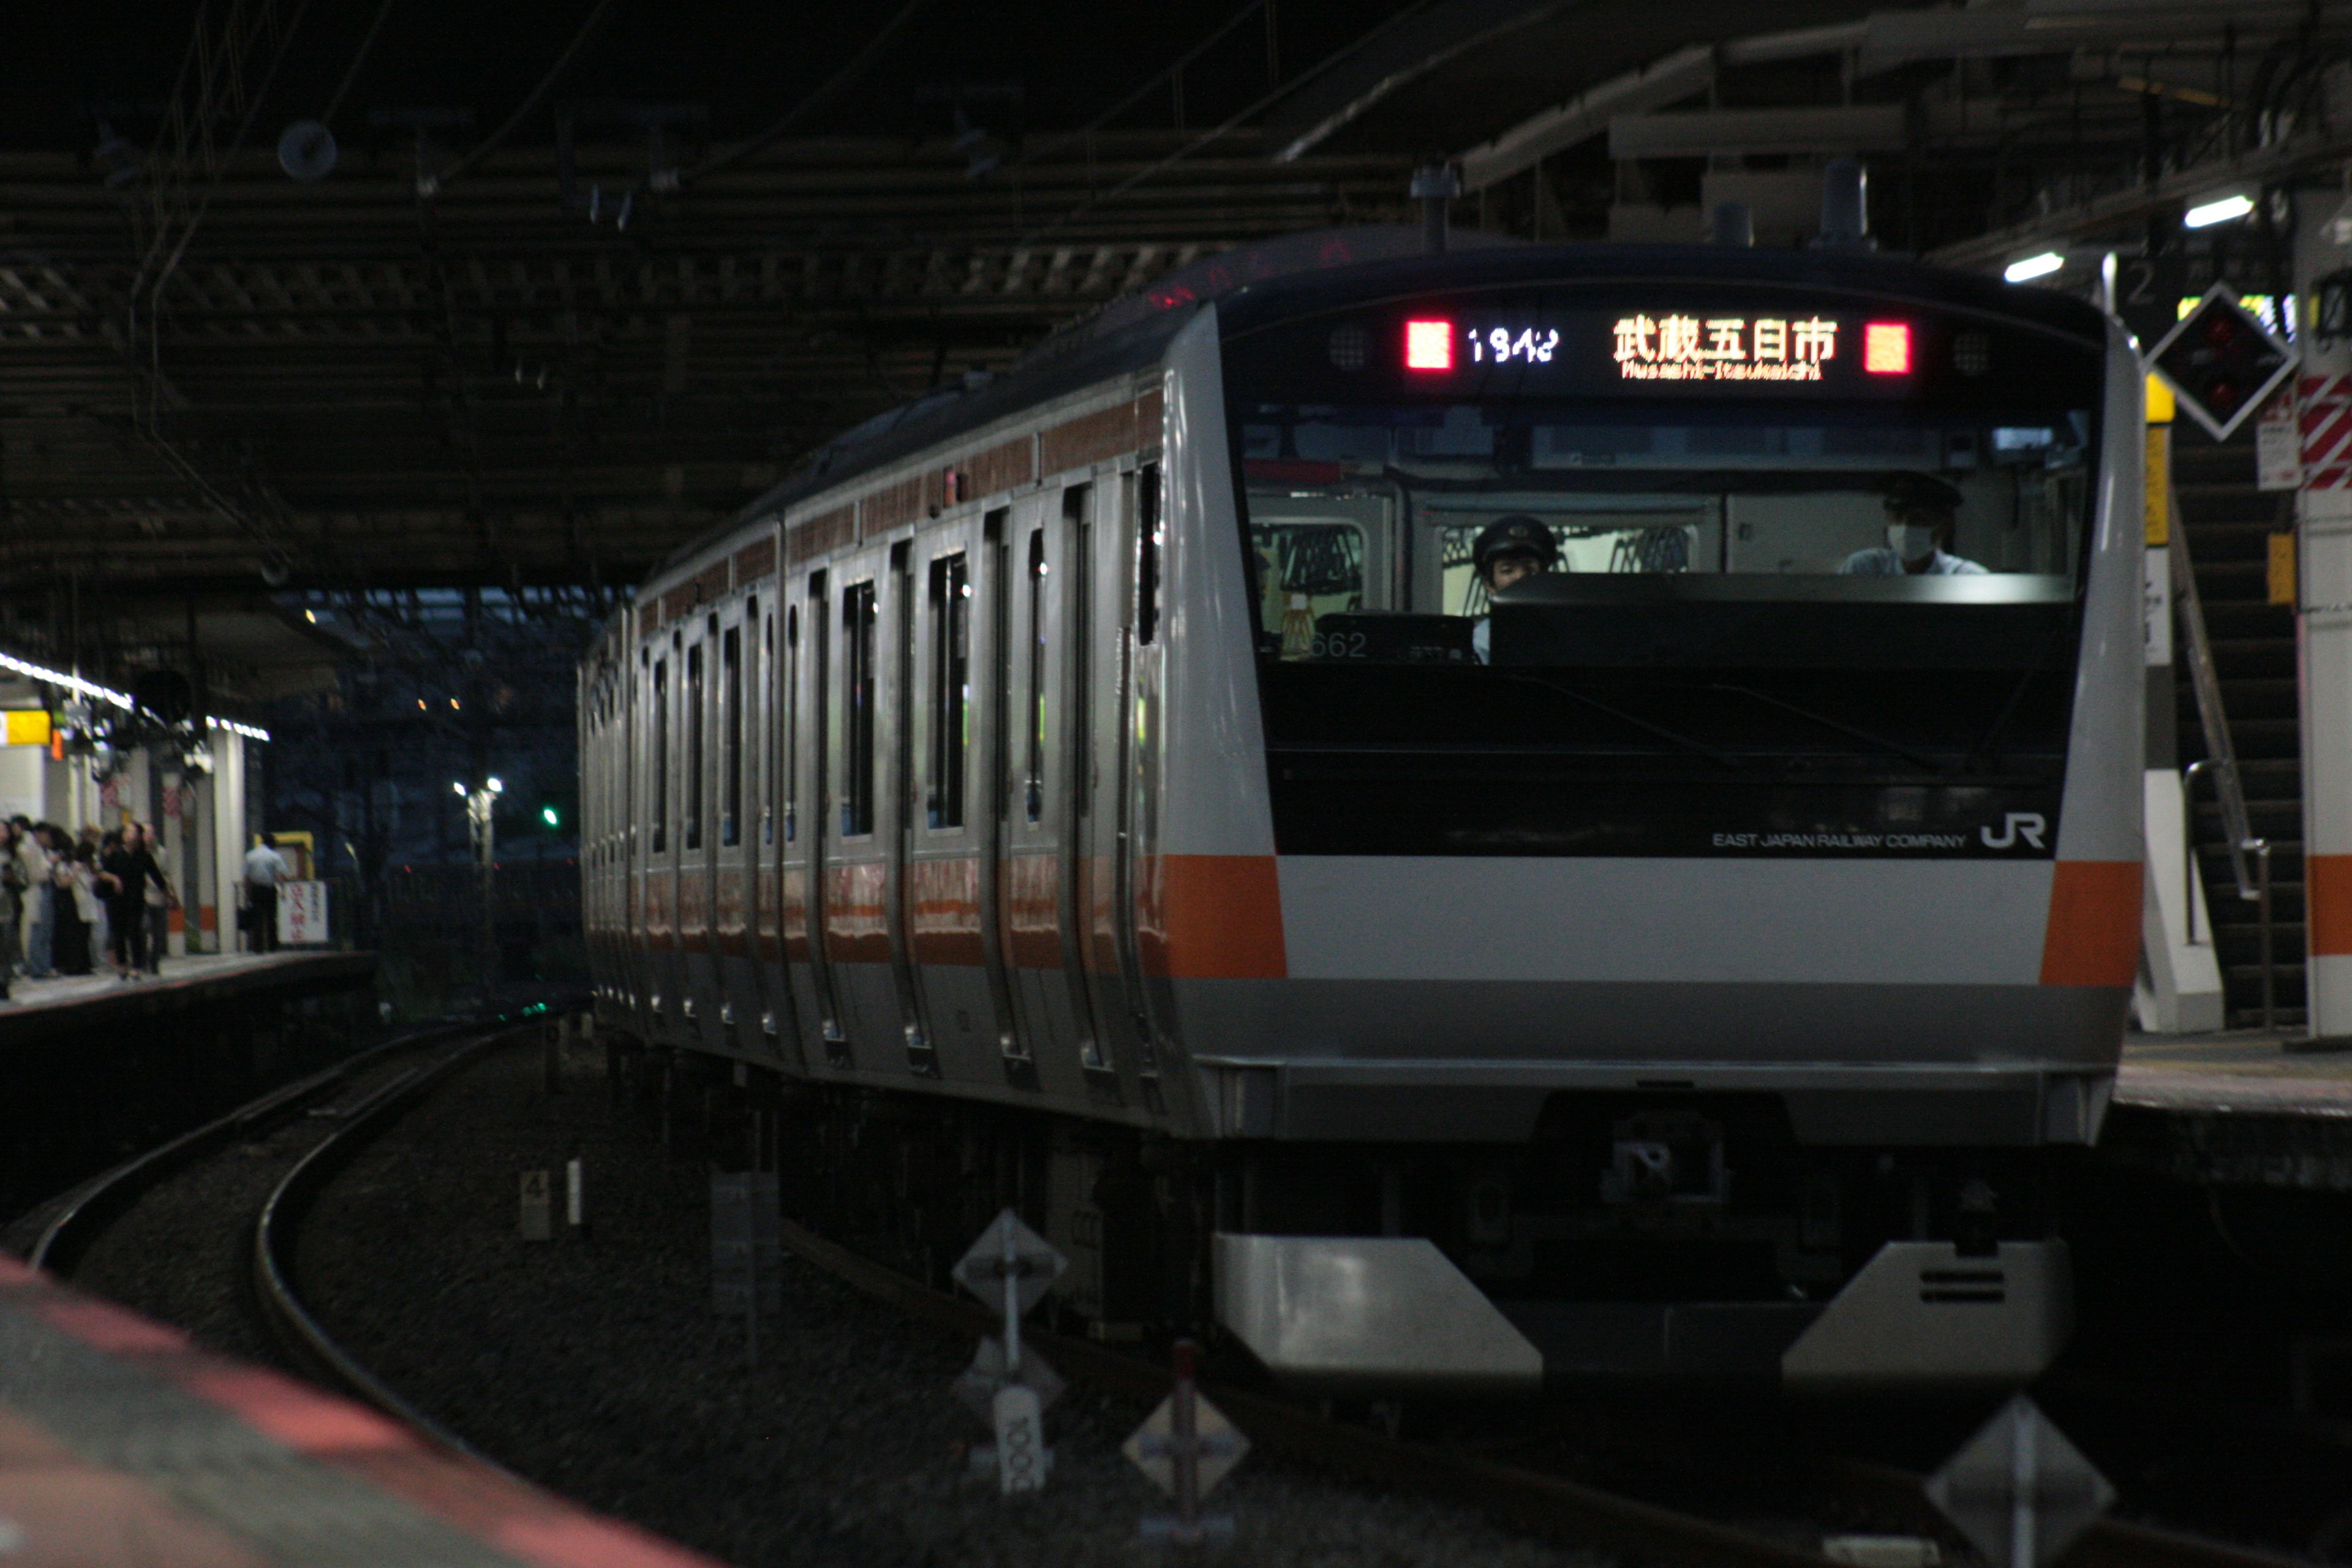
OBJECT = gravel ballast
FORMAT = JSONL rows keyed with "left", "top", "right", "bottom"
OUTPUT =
{"left": 296, "top": 1035, "right": 1604, "bottom": 1568}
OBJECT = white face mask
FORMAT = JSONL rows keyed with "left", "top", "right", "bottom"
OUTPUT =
{"left": 1887, "top": 522, "right": 1939, "bottom": 562}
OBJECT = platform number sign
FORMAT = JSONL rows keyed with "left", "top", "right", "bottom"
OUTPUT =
{"left": 277, "top": 880, "right": 329, "bottom": 946}
{"left": 2147, "top": 282, "right": 2297, "bottom": 440}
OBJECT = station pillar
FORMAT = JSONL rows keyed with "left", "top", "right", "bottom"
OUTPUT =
{"left": 2294, "top": 190, "right": 2352, "bottom": 1038}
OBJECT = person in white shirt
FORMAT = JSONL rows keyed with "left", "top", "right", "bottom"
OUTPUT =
{"left": 1841, "top": 472, "right": 1988, "bottom": 576}
{"left": 243, "top": 835, "right": 290, "bottom": 953}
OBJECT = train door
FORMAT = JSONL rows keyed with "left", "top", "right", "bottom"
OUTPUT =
{"left": 825, "top": 556, "right": 897, "bottom": 1068}
{"left": 780, "top": 582, "right": 831, "bottom": 1066}
{"left": 716, "top": 594, "right": 766, "bottom": 1052}
{"left": 647, "top": 631, "right": 684, "bottom": 1035}
{"left": 751, "top": 591, "right": 804, "bottom": 1069}
{"left": 997, "top": 492, "right": 1090, "bottom": 1093}
{"left": 679, "top": 615, "right": 717, "bottom": 1036}
{"left": 974, "top": 508, "right": 1035, "bottom": 1088}
{"left": 1058, "top": 481, "right": 1123, "bottom": 1102}
{"left": 907, "top": 522, "right": 995, "bottom": 1084}
{"left": 881, "top": 540, "right": 937, "bottom": 1074}
{"left": 625, "top": 641, "right": 648, "bottom": 1021}
{"left": 1085, "top": 463, "right": 1163, "bottom": 1108}
{"left": 801, "top": 571, "right": 853, "bottom": 1066}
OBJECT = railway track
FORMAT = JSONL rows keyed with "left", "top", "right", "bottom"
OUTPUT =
{"left": 20, "top": 1014, "right": 535, "bottom": 1465}
{"left": 11, "top": 1021, "right": 2332, "bottom": 1567}
{"left": 766, "top": 1210, "right": 2315, "bottom": 1568}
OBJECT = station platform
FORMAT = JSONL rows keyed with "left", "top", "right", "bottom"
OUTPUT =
{"left": 0, "top": 951, "right": 376, "bottom": 1050}
{"left": 2106, "top": 1032, "right": 2352, "bottom": 1189}
{"left": 0, "top": 1250, "right": 713, "bottom": 1567}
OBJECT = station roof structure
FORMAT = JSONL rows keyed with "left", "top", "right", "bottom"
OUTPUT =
{"left": 4, "top": 0, "right": 2348, "bottom": 620}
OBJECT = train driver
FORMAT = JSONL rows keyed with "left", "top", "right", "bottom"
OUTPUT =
{"left": 1471, "top": 514, "right": 1560, "bottom": 663}
{"left": 1840, "top": 472, "right": 1987, "bottom": 576}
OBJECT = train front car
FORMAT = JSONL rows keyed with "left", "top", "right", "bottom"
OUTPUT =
{"left": 1169, "top": 248, "right": 2141, "bottom": 1393}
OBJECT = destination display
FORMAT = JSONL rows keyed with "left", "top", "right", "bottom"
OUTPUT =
{"left": 1223, "top": 288, "right": 2105, "bottom": 413}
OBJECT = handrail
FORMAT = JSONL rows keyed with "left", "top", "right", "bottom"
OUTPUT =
{"left": 2167, "top": 445, "right": 2276, "bottom": 1022}
{"left": 2169, "top": 514, "right": 2261, "bottom": 894}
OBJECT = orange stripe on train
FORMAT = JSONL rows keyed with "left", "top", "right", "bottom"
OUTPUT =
{"left": 1142, "top": 854, "right": 1287, "bottom": 980}
{"left": 2038, "top": 860, "right": 2141, "bottom": 987}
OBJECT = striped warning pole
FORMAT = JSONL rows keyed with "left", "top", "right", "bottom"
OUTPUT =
{"left": 2294, "top": 190, "right": 2352, "bottom": 1041}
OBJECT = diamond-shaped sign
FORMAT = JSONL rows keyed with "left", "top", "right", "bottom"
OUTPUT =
{"left": 1123, "top": 1392, "right": 1249, "bottom": 1499}
{"left": 954, "top": 1335, "right": 1065, "bottom": 1422}
{"left": 2147, "top": 282, "right": 2297, "bottom": 440}
{"left": 1923, "top": 1395, "right": 2113, "bottom": 1568}
{"left": 951, "top": 1208, "right": 1066, "bottom": 1314}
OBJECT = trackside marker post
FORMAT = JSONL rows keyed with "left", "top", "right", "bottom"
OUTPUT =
{"left": 1126, "top": 1339, "right": 1246, "bottom": 1547}
{"left": 1924, "top": 1395, "right": 2110, "bottom": 1568}
{"left": 951, "top": 1208, "right": 1067, "bottom": 1495}
{"left": 518, "top": 1170, "right": 552, "bottom": 1241}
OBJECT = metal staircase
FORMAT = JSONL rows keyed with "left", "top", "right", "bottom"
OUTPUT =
{"left": 2171, "top": 428, "right": 2304, "bottom": 1028}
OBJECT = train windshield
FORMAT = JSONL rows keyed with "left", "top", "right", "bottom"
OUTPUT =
{"left": 1220, "top": 290, "right": 2108, "bottom": 856}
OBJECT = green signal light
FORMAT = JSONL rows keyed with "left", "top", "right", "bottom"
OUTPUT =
{"left": 541, "top": 805, "right": 560, "bottom": 827}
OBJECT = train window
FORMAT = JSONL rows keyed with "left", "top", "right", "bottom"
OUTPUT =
{"left": 1250, "top": 519, "right": 1365, "bottom": 659}
{"left": 650, "top": 655, "right": 668, "bottom": 854}
{"left": 784, "top": 605, "right": 800, "bottom": 844}
{"left": 1136, "top": 462, "right": 1162, "bottom": 646}
{"left": 843, "top": 581, "right": 877, "bottom": 837}
{"left": 721, "top": 624, "right": 742, "bottom": 848}
{"left": 1023, "top": 530, "right": 1046, "bottom": 824}
{"left": 927, "top": 552, "right": 970, "bottom": 829}
{"left": 684, "top": 640, "right": 704, "bottom": 853}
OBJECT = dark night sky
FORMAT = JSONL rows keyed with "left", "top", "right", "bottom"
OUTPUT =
{"left": 7, "top": 0, "right": 1415, "bottom": 154}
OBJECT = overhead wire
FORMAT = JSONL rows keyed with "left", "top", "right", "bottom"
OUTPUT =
{"left": 320, "top": 0, "right": 401, "bottom": 126}
{"left": 679, "top": 0, "right": 932, "bottom": 186}
{"left": 434, "top": 0, "right": 624, "bottom": 187}
{"left": 1003, "top": 0, "right": 1268, "bottom": 177}
{"left": 1013, "top": 3, "right": 1433, "bottom": 244}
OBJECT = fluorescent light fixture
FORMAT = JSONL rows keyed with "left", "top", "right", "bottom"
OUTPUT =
{"left": 0, "top": 649, "right": 131, "bottom": 709}
{"left": 2185, "top": 194, "right": 2253, "bottom": 228}
{"left": 2004, "top": 252, "right": 2064, "bottom": 283}
{"left": 205, "top": 716, "right": 272, "bottom": 743}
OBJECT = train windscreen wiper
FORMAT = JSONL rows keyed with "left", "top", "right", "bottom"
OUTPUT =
{"left": 1706, "top": 684, "right": 1949, "bottom": 774}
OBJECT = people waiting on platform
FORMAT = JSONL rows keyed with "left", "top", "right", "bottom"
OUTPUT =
{"left": 0, "top": 822, "right": 20, "bottom": 1001}
{"left": 243, "top": 834, "right": 290, "bottom": 954}
{"left": 139, "top": 823, "right": 175, "bottom": 974}
{"left": 52, "top": 843, "right": 96, "bottom": 976}
{"left": 97, "top": 827, "right": 159, "bottom": 981}
{"left": 12, "top": 816, "right": 53, "bottom": 981}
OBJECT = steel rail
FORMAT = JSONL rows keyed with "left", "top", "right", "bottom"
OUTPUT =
{"left": 249, "top": 1023, "right": 532, "bottom": 1469}
{"left": 26, "top": 1017, "right": 478, "bottom": 1274}
{"left": 767, "top": 1212, "right": 2310, "bottom": 1568}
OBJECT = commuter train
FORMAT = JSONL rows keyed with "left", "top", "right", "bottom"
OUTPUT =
{"left": 582, "top": 230, "right": 2141, "bottom": 1392}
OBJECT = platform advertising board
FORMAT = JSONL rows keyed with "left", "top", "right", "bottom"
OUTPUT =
{"left": 277, "top": 880, "right": 329, "bottom": 946}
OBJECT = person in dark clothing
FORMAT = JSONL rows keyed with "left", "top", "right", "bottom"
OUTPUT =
{"left": 99, "top": 829, "right": 152, "bottom": 980}
{"left": 50, "top": 837, "right": 90, "bottom": 976}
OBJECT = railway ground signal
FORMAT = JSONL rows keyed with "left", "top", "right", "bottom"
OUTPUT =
{"left": 1923, "top": 1395, "right": 2111, "bottom": 1567}
{"left": 1125, "top": 1340, "right": 1247, "bottom": 1547}
{"left": 952, "top": 1208, "right": 1068, "bottom": 1496}
{"left": 2147, "top": 282, "right": 2296, "bottom": 440}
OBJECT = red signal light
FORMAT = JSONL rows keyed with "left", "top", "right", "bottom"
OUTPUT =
{"left": 1863, "top": 321, "right": 1912, "bottom": 375}
{"left": 1404, "top": 319, "right": 1454, "bottom": 372}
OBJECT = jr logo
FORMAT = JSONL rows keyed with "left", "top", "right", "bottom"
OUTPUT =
{"left": 1980, "top": 812, "right": 2048, "bottom": 850}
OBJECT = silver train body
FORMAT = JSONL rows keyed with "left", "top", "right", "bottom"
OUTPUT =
{"left": 582, "top": 239, "right": 2144, "bottom": 1392}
